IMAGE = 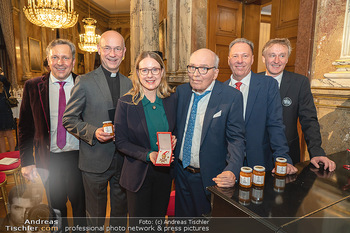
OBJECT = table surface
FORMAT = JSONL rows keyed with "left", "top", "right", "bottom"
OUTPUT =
{"left": 208, "top": 150, "right": 350, "bottom": 228}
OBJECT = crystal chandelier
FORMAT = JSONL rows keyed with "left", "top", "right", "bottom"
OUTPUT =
{"left": 78, "top": 18, "right": 101, "bottom": 53}
{"left": 23, "top": 0, "right": 78, "bottom": 29}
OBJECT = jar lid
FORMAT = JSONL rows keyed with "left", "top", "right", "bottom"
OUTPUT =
{"left": 276, "top": 157, "right": 287, "bottom": 163}
{"left": 103, "top": 121, "right": 112, "bottom": 124}
{"left": 253, "top": 165, "right": 265, "bottom": 172}
{"left": 241, "top": 166, "right": 252, "bottom": 173}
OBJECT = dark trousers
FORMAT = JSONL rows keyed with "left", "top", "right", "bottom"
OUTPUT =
{"left": 174, "top": 161, "right": 211, "bottom": 217}
{"left": 82, "top": 153, "right": 127, "bottom": 231}
{"left": 47, "top": 151, "right": 86, "bottom": 225}
{"left": 127, "top": 165, "right": 172, "bottom": 217}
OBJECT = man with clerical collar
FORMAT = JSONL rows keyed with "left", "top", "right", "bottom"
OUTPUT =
{"left": 63, "top": 30, "right": 132, "bottom": 230}
{"left": 225, "top": 38, "right": 298, "bottom": 174}
{"left": 19, "top": 39, "right": 86, "bottom": 227}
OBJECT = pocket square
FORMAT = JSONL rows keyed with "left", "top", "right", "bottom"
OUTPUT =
{"left": 213, "top": 110, "right": 222, "bottom": 118}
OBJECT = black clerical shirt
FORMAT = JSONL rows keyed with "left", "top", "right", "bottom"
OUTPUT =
{"left": 101, "top": 65, "right": 121, "bottom": 107}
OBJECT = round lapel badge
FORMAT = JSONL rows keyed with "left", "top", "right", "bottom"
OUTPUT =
{"left": 282, "top": 97, "right": 292, "bottom": 107}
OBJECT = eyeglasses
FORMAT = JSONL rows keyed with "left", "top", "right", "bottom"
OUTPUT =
{"left": 187, "top": 65, "right": 216, "bottom": 75}
{"left": 138, "top": 67, "right": 161, "bottom": 75}
{"left": 101, "top": 46, "right": 124, "bottom": 54}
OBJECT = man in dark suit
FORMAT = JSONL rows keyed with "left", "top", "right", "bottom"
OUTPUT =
{"left": 19, "top": 39, "right": 85, "bottom": 224}
{"left": 63, "top": 31, "right": 132, "bottom": 228}
{"left": 225, "top": 38, "right": 297, "bottom": 173}
{"left": 175, "top": 48, "right": 245, "bottom": 217}
{"left": 261, "top": 38, "right": 335, "bottom": 170}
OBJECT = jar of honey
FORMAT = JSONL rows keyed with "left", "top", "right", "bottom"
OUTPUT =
{"left": 274, "top": 175, "right": 286, "bottom": 193}
{"left": 239, "top": 167, "right": 252, "bottom": 188}
{"left": 103, "top": 121, "right": 114, "bottom": 136}
{"left": 252, "top": 165, "right": 265, "bottom": 187}
{"left": 251, "top": 186, "right": 264, "bottom": 204}
{"left": 238, "top": 187, "right": 251, "bottom": 206}
{"left": 275, "top": 157, "right": 287, "bottom": 176}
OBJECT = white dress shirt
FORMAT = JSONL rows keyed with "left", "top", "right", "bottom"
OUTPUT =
{"left": 179, "top": 80, "right": 215, "bottom": 168}
{"left": 229, "top": 71, "right": 252, "bottom": 119}
{"left": 266, "top": 71, "right": 283, "bottom": 88}
{"left": 49, "top": 74, "right": 79, "bottom": 152}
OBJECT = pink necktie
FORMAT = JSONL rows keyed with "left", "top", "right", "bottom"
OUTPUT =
{"left": 235, "top": 82, "right": 242, "bottom": 91}
{"left": 57, "top": 81, "right": 66, "bottom": 149}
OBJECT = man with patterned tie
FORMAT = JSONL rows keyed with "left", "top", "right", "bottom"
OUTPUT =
{"left": 174, "top": 48, "right": 245, "bottom": 217}
{"left": 225, "top": 38, "right": 297, "bottom": 174}
{"left": 18, "top": 39, "right": 85, "bottom": 224}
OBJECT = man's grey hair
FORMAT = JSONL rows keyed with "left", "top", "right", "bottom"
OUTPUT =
{"left": 262, "top": 38, "right": 292, "bottom": 57}
{"left": 46, "top": 39, "right": 76, "bottom": 58}
{"left": 190, "top": 48, "right": 220, "bottom": 68}
{"left": 229, "top": 38, "right": 254, "bottom": 54}
{"left": 214, "top": 53, "right": 220, "bottom": 68}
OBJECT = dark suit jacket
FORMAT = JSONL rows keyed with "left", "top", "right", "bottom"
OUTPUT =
{"left": 280, "top": 70, "right": 325, "bottom": 164}
{"left": 174, "top": 80, "right": 245, "bottom": 190}
{"left": 18, "top": 72, "right": 77, "bottom": 169}
{"left": 115, "top": 93, "right": 177, "bottom": 192}
{"left": 225, "top": 72, "right": 291, "bottom": 171}
{"left": 63, "top": 66, "right": 132, "bottom": 173}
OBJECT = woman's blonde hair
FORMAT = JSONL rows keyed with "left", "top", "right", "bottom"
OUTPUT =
{"left": 126, "top": 51, "right": 174, "bottom": 105}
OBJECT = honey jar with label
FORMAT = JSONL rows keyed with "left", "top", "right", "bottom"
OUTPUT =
{"left": 103, "top": 121, "right": 114, "bottom": 136}
{"left": 275, "top": 157, "right": 287, "bottom": 176}
{"left": 251, "top": 186, "right": 264, "bottom": 204}
{"left": 239, "top": 187, "right": 251, "bottom": 206}
{"left": 239, "top": 166, "right": 252, "bottom": 188}
{"left": 274, "top": 175, "right": 286, "bottom": 193}
{"left": 252, "top": 165, "right": 265, "bottom": 187}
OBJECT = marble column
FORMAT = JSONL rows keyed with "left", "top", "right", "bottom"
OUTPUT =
{"left": 130, "top": 0, "right": 159, "bottom": 72}
{"left": 167, "top": 0, "right": 208, "bottom": 84}
{"left": 12, "top": 6, "right": 22, "bottom": 86}
{"left": 166, "top": 0, "right": 178, "bottom": 82}
{"left": 323, "top": 0, "right": 350, "bottom": 81}
{"left": 310, "top": 0, "right": 350, "bottom": 154}
{"left": 18, "top": 0, "right": 32, "bottom": 81}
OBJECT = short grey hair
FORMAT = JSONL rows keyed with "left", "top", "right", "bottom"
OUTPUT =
{"left": 229, "top": 38, "right": 254, "bottom": 54}
{"left": 46, "top": 39, "right": 76, "bottom": 58}
{"left": 262, "top": 38, "right": 292, "bottom": 57}
{"left": 190, "top": 48, "right": 220, "bottom": 68}
{"left": 214, "top": 53, "right": 220, "bottom": 68}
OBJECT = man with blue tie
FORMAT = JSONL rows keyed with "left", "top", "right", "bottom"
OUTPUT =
{"left": 174, "top": 48, "right": 245, "bottom": 217}
{"left": 225, "top": 38, "right": 297, "bottom": 174}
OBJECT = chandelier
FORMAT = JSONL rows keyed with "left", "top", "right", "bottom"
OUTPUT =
{"left": 78, "top": 18, "right": 101, "bottom": 53}
{"left": 23, "top": 0, "right": 78, "bottom": 29}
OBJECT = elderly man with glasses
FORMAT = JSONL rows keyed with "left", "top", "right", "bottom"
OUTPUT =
{"left": 174, "top": 48, "right": 245, "bottom": 217}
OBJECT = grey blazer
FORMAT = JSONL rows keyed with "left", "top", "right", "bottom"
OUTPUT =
{"left": 63, "top": 66, "right": 132, "bottom": 173}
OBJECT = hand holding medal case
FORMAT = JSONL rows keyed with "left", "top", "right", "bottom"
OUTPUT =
{"left": 155, "top": 132, "right": 172, "bottom": 166}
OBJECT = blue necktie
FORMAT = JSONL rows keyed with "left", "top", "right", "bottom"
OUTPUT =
{"left": 182, "top": 91, "right": 210, "bottom": 168}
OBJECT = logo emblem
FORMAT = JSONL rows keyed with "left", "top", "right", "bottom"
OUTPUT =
{"left": 282, "top": 97, "right": 292, "bottom": 107}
